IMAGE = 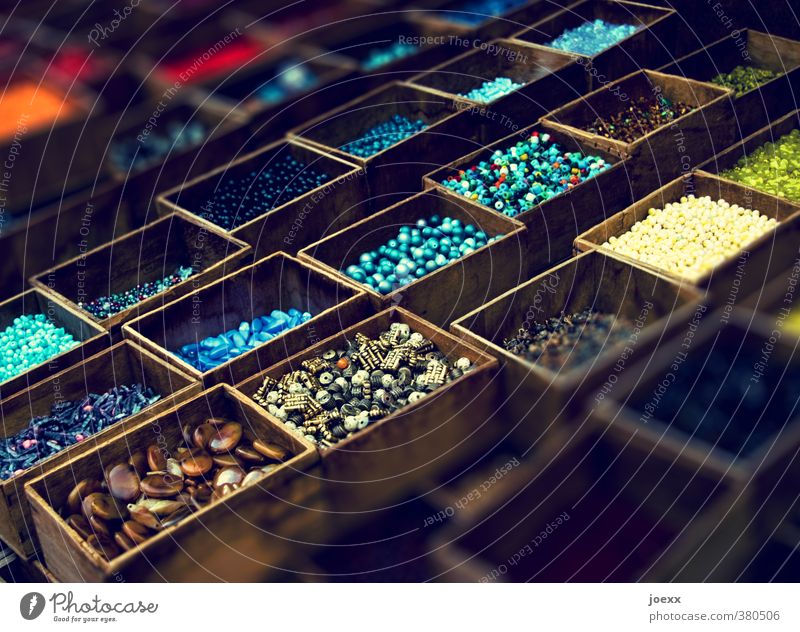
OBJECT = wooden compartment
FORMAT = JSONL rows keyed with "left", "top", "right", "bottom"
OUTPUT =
{"left": 574, "top": 171, "right": 800, "bottom": 292}
{"left": 424, "top": 123, "right": 633, "bottom": 276}
{"left": 409, "top": 39, "right": 586, "bottom": 144}
{"left": 235, "top": 307, "right": 501, "bottom": 512}
{"left": 157, "top": 138, "right": 368, "bottom": 259}
{"left": 411, "top": 0, "right": 572, "bottom": 41}
{"left": 430, "top": 428, "right": 749, "bottom": 581}
{"left": 26, "top": 384, "right": 319, "bottom": 582}
{"left": 289, "top": 82, "right": 478, "bottom": 199}
{"left": 30, "top": 212, "right": 252, "bottom": 334}
{"left": 514, "top": 0, "right": 677, "bottom": 89}
{"left": 542, "top": 69, "right": 735, "bottom": 195}
{"left": 122, "top": 252, "right": 370, "bottom": 387}
{"left": 659, "top": 30, "right": 800, "bottom": 139}
{"left": 0, "top": 341, "right": 200, "bottom": 558}
{"left": 298, "top": 188, "right": 527, "bottom": 328}
{"left": 0, "top": 289, "right": 109, "bottom": 400}
{"left": 450, "top": 249, "right": 702, "bottom": 447}
{"left": 591, "top": 309, "right": 800, "bottom": 486}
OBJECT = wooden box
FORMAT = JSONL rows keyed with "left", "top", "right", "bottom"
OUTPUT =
{"left": 429, "top": 429, "right": 749, "bottom": 581}
{"left": 122, "top": 252, "right": 370, "bottom": 387}
{"left": 0, "top": 341, "right": 200, "bottom": 558}
{"left": 289, "top": 82, "right": 478, "bottom": 199}
{"left": 409, "top": 39, "right": 586, "bottom": 144}
{"left": 590, "top": 312, "right": 800, "bottom": 486}
{"left": 26, "top": 384, "right": 319, "bottom": 582}
{"left": 235, "top": 307, "right": 500, "bottom": 512}
{"left": 298, "top": 188, "right": 527, "bottom": 328}
{"left": 574, "top": 171, "right": 800, "bottom": 293}
{"left": 542, "top": 69, "right": 735, "bottom": 195}
{"left": 424, "top": 123, "right": 633, "bottom": 276}
{"left": 514, "top": 0, "right": 677, "bottom": 90}
{"left": 450, "top": 249, "right": 702, "bottom": 446}
{"left": 30, "top": 212, "right": 252, "bottom": 334}
{"left": 659, "top": 30, "right": 800, "bottom": 139}
{"left": 156, "top": 138, "right": 368, "bottom": 259}
{"left": 0, "top": 289, "right": 109, "bottom": 400}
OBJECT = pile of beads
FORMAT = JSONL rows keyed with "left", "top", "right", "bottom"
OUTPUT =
{"left": 584, "top": 94, "right": 695, "bottom": 143}
{"left": 79, "top": 266, "right": 194, "bottom": 320}
{"left": 253, "top": 59, "right": 320, "bottom": 104}
{"left": 340, "top": 115, "right": 428, "bottom": 158}
{"left": 253, "top": 322, "right": 475, "bottom": 446}
{"left": 503, "top": 309, "right": 634, "bottom": 372}
{"left": 458, "top": 76, "right": 524, "bottom": 103}
{"left": 362, "top": 42, "right": 419, "bottom": 71}
{"left": 602, "top": 195, "right": 778, "bottom": 280}
{"left": 720, "top": 129, "right": 800, "bottom": 202}
{"left": 0, "top": 314, "right": 78, "bottom": 382}
{"left": 0, "top": 384, "right": 160, "bottom": 480}
{"left": 175, "top": 309, "right": 313, "bottom": 371}
{"left": 343, "top": 215, "right": 501, "bottom": 294}
{"left": 440, "top": 130, "right": 613, "bottom": 217}
{"left": 60, "top": 417, "right": 291, "bottom": 560}
{"left": 628, "top": 338, "right": 800, "bottom": 456}
{"left": 0, "top": 82, "right": 78, "bottom": 141}
{"left": 110, "top": 121, "right": 208, "bottom": 173}
{"left": 159, "top": 38, "right": 263, "bottom": 84}
{"left": 546, "top": 19, "right": 639, "bottom": 56}
{"left": 436, "top": 0, "right": 527, "bottom": 25}
{"left": 202, "top": 154, "right": 330, "bottom": 230}
{"left": 711, "top": 65, "right": 781, "bottom": 96}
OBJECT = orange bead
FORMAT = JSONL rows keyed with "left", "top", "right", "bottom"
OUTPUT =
{"left": 336, "top": 357, "right": 349, "bottom": 370}
{"left": 0, "top": 82, "right": 79, "bottom": 141}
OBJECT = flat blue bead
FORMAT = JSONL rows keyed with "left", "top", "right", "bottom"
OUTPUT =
{"left": 208, "top": 345, "right": 230, "bottom": 360}
{"left": 238, "top": 321, "right": 250, "bottom": 336}
{"left": 251, "top": 318, "right": 262, "bottom": 332}
{"left": 231, "top": 332, "right": 247, "bottom": 347}
{"left": 257, "top": 332, "right": 274, "bottom": 342}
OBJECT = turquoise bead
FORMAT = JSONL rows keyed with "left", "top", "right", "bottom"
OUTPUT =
{"left": 0, "top": 313, "right": 78, "bottom": 382}
{"left": 547, "top": 19, "right": 639, "bottom": 56}
{"left": 340, "top": 115, "right": 428, "bottom": 158}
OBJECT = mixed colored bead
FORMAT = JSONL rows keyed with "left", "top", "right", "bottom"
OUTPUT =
{"left": 436, "top": 0, "right": 528, "bottom": 25}
{"left": 441, "top": 130, "right": 612, "bottom": 217}
{"left": 251, "top": 59, "right": 320, "bottom": 104}
{"left": 585, "top": 94, "right": 695, "bottom": 143}
{"left": 546, "top": 19, "right": 639, "bottom": 56}
{"left": 340, "top": 115, "right": 428, "bottom": 158}
{"left": 253, "top": 322, "right": 475, "bottom": 447}
{"left": 711, "top": 64, "right": 781, "bottom": 96}
{"left": 0, "top": 314, "right": 78, "bottom": 383}
{"left": 110, "top": 121, "right": 208, "bottom": 174}
{"left": 362, "top": 42, "right": 419, "bottom": 70}
{"left": 720, "top": 129, "right": 800, "bottom": 202}
{"left": 503, "top": 309, "right": 634, "bottom": 372}
{"left": 175, "top": 310, "right": 313, "bottom": 371}
{"left": 602, "top": 195, "right": 778, "bottom": 280}
{"left": 344, "top": 215, "right": 500, "bottom": 294}
{"left": 0, "top": 384, "right": 160, "bottom": 480}
{"left": 78, "top": 266, "right": 194, "bottom": 319}
{"left": 458, "top": 76, "right": 524, "bottom": 103}
{"left": 202, "top": 154, "right": 330, "bottom": 230}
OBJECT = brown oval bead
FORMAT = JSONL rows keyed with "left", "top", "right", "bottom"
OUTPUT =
{"left": 146, "top": 444, "right": 167, "bottom": 471}
{"left": 136, "top": 498, "right": 184, "bottom": 516}
{"left": 66, "top": 514, "right": 92, "bottom": 540}
{"left": 180, "top": 453, "right": 213, "bottom": 477}
{"left": 235, "top": 445, "right": 266, "bottom": 464}
{"left": 86, "top": 534, "right": 121, "bottom": 561}
{"left": 107, "top": 463, "right": 141, "bottom": 502}
{"left": 207, "top": 422, "right": 242, "bottom": 454}
{"left": 114, "top": 531, "right": 135, "bottom": 552}
{"left": 128, "top": 451, "right": 148, "bottom": 477}
{"left": 83, "top": 492, "right": 126, "bottom": 521}
{"left": 213, "top": 465, "right": 245, "bottom": 489}
{"left": 140, "top": 474, "right": 184, "bottom": 498}
{"left": 128, "top": 506, "right": 161, "bottom": 530}
{"left": 252, "top": 439, "right": 288, "bottom": 462}
{"left": 181, "top": 423, "right": 195, "bottom": 446}
{"left": 161, "top": 506, "right": 192, "bottom": 528}
{"left": 89, "top": 515, "right": 113, "bottom": 538}
{"left": 192, "top": 423, "right": 216, "bottom": 450}
{"left": 211, "top": 454, "right": 242, "bottom": 468}
{"left": 122, "top": 520, "right": 151, "bottom": 545}
{"left": 66, "top": 479, "right": 103, "bottom": 515}
{"left": 212, "top": 483, "right": 236, "bottom": 500}
{"left": 190, "top": 484, "right": 213, "bottom": 506}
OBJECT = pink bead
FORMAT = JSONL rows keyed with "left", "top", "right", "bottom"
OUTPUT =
{"left": 22, "top": 439, "right": 32, "bottom": 449}
{"left": 75, "top": 434, "right": 85, "bottom": 442}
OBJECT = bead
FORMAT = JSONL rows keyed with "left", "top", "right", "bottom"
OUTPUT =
{"left": 0, "top": 314, "right": 79, "bottom": 382}
{"left": 110, "top": 121, "right": 207, "bottom": 174}
{"left": 458, "top": 76, "right": 524, "bottom": 104}
{"left": 546, "top": 19, "right": 639, "bottom": 56}
{"left": 720, "top": 129, "right": 800, "bottom": 202}
{"left": 340, "top": 115, "right": 428, "bottom": 158}
{"left": 247, "top": 58, "right": 319, "bottom": 105}
{"left": 584, "top": 95, "right": 694, "bottom": 143}
{"left": 362, "top": 42, "right": 419, "bottom": 70}
{"left": 711, "top": 65, "right": 781, "bottom": 96}
{"left": 433, "top": 0, "right": 527, "bottom": 25}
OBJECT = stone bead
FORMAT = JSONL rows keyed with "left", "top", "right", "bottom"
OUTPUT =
{"left": 174, "top": 310, "right": 313, "bottom": 371}
{"left": 458, "top": 76, "right": 524, "bottom": 103}
{"left": 546, "top": 19, "right": 639, "bottom": 56}
{"left": 711, "top": 65, "right": 781, "bottom": 96}
{"left": 0, "top": 313, "right": 79, "bottom": 382}
{"left": 340, "top": 115, "right": 428, "bottom": 158}
{"left": 441, "top": 130, "right": 612, "bottom": 218}
{"left": 720, "top": 129, "right": 800, "bottom": 202}
{"left": 601, "top": 194, "right": 778, "bottom": 280}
